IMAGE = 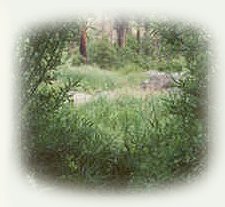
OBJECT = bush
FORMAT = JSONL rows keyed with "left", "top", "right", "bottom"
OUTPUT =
{"left": 118, "top": 63, "right": 143, "bottom": 74}
{"left": 159, "top": 26, "right": 209, "bottom": 177}
{"left": 149, "top": 55, "right": 187, "bottom": 72}
{"left": 61, "top": 47, "right": 83, "bottom": 66}
{"left": 88, "top": 38, "right": 117, "bottom": 69}
{"left": 24, "top": 92, "right": 207, "bottom": 188}
{"left": 22, "top": 78, "right": 79, "bottom": 166}
{"left": 80, "top": 94, "right": 205, "bottom": 187}
{"left": 18, "top": 22, "right": 81, "bottom": 173}
{"left": 17, "top": 22, "right": 80, "bottom": 107}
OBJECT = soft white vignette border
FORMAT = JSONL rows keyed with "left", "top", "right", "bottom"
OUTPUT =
{"left": 0, "top": 0, "right": 224, "bottom": 206}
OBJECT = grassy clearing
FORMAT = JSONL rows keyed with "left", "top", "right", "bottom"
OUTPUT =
{"left": 56, "top": 65, "right": 146, "bottom": 93}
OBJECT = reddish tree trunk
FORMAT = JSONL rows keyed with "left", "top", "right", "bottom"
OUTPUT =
{"left": 79, "top": 30, "right": 88, "bottom": 64}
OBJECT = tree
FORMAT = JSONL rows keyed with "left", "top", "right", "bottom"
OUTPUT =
{"left": 80, "top": 28, "right": 88, "bottom": 64}
{"left": 79, "top": 17, "right": 96, "bottom": 64}
{"left": 79, "top": 21, "right": 88, "bottom": 64}
{"left": 134, "top": 16, "right": 144, "bottom": 53}
{"left": 114, "top": 17, "right": 128, "bottom": 48}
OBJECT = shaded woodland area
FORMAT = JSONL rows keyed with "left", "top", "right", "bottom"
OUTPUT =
{"left": 18, "top": 15, "right": 209, "bottom": 190}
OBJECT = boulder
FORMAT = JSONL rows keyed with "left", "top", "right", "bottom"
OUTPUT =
{"left": 141, "top": 70, "right": 183, "bottom": 91}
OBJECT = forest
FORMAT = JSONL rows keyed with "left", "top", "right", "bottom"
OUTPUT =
{"left": 18, "top": 15, "right": 209, "bottom": 190}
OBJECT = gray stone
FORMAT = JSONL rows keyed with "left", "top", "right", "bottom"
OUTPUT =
{"left": 141, "top": 70, "right": 184, "bottom": 91}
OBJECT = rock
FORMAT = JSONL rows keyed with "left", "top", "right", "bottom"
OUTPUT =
{"left": 68, "top": 91, "right": 93, "bottom": 105}
{"left": 141, "top": 70, "right": 184, "bottom": 91}
{"left": 74, "top": 92, "right": 92, "bottom": 104}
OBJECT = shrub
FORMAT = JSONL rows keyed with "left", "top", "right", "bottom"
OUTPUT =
{"left": 150, "top": 56, "right": 187, "bottom": 72}
{"left": 22, "top": 90, "right": 206, "bottom": 188}
{"left": 88, "top": 38, "right": 117, "bottom": 69}
{"left": 118, "top": 63, "right": 143, "bottom": 74}
{"left": 18, "top": 22, "right": 81, "bottom": 172}
{"left": 17, "top": 22, "right": 80, "bottom": 107}
{"left": 159, "top": 25, "right": 209, "bottom": 177}
{"left": 61, "top": 47, "right": 83, "bottom": 66}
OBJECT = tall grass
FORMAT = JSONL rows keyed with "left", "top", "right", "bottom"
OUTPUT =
{"left": 27, "top": 93, "right": 206, "bottom": 189}
{"left": 56, "top": 65, "right": 146, "bottom": 93}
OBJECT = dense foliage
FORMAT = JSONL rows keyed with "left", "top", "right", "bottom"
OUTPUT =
{"left": 88, "top": 38, "right": 117, "bottom": 69}
{"left": 18, "top": 22, "right": 81, "bottom": 167}
{"left": 19, "top": 22, "right": 79, "bottom": 101}
{"left": 18, "top": 17, "right": 209, "bottom": 190}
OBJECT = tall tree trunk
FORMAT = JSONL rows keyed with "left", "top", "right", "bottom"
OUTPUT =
{"left": 137, "top": 26, "right": 141, "bottom": 43}
{"left": 136, "top": 27, "right": 141, "bottom": 53}
{"left": 109, "top": 20, "right": 114, "bottom": 44}
{"left": 115, "top": 18, "right": 128, "bottom": 48}
{"left": 79, "top": 30, "right": 88, "bottom": 64}
{"left": 117, "top": 25, "right": 126, "bottom": 47}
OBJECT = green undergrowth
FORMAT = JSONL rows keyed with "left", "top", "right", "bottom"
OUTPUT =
{"left": 19, "top": 20, "right": 208, "bottom": 191}
{"left": 27, "top": 93, "right": 206, "bottom": 189}
{"left": 56, "top": 65, "right": 146, "bottom": 93}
